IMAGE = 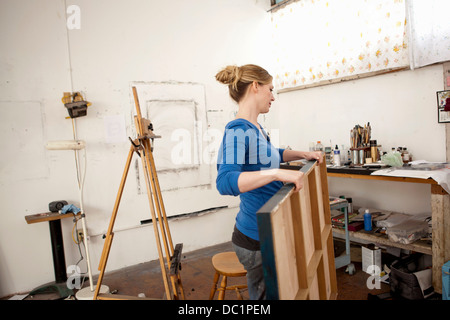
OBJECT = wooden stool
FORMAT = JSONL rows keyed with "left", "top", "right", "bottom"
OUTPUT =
{"left": 209, "top": 251, "right": 247, "bottom": 300}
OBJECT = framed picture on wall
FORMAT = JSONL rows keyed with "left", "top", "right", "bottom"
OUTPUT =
{"left": 437, "top": 90, "right": 450, "bottom": 123}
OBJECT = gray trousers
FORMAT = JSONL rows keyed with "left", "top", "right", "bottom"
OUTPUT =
{"left": 232, "top": 243, "right": 266, "bottom": 300}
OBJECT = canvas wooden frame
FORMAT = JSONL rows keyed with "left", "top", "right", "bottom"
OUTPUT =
{"left": 257, "top": 158, "right": 337, "bottom": 300}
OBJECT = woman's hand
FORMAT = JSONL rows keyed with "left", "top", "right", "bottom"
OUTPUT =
{"left": 304, "top": 151, "right": 323, "bottom": 164}
{"left": 274, "top": 169, "right": 305, "bottom": 192}
{"left": 282, "top": 149, "right": 323, "bottom": 164}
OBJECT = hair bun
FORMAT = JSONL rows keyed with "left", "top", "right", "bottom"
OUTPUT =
{"left": 215, "top": 65, "right": 241, "bottom": 88}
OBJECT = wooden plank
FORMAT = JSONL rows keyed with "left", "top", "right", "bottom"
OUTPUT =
{"left": 299, "top": 175, "right": 315, "bottom": 267}
{"left": 25, "top": 212, "right": 79, "bottom": 224}
{"left": 308, "top": 168, "right": 323, "bottom": 250}
{"left": 315, "top": 167, "right": 325, "bottom": 231}
{"left": 257, "top": 158, "right": 337, "bottom": 300}
{"left": 290, "top": 189, "right": 308, "bottom": 299}
{"left": 319, "top": 156, "right": 338, "bottom": 299}
{"left": 272, "top": 200, "right": 298, "bottom": 299}
{"left": 321, "top": 240, "right": 331, "bottom": 299}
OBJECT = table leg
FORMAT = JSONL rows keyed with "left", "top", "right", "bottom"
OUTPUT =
{"left": 49, "top": 219, "right": 67, "bottom": 283}
{"left": 431, "top": 185, "right": 450, "bottom": 294}
{"left": 28, "top": 219, "right": 73, "bottom": 298}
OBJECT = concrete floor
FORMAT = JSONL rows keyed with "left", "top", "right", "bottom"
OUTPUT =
{"left": 18, "top": 239, "right": 392, "bottom": 300}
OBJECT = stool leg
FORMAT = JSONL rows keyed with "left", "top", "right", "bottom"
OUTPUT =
{"left": 209, "top": 271, "right": 220, "bottom": 300}
{"left": 235, "top": 287, "right": 243, "bottom": 300}
{"left": 218, "top": 275, "right": 227, "bottom": 300}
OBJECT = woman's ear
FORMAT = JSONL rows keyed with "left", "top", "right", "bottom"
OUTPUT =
{"left": 251, "top": 81, "right": 259, "bottom": 92}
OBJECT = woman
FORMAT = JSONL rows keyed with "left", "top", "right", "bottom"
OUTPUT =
{"left": 215, "top": 64, "right": 322, "bottom": 300}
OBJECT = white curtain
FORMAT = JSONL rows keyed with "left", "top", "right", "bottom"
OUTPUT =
{"left": 406, "top": 0, "right": 450, "bottom": 69}
{"left": 271, "top": 0, "right": 409, "bottom": 90}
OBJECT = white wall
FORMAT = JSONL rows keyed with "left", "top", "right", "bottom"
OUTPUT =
{"left": 1, "top": 0, "right": 447, "bottom": 298}
{"left": 272, "top": 65, "right": 446, "bottom": 214}
{"left": 0, "top": 0, "right": 272, "bottom": 297}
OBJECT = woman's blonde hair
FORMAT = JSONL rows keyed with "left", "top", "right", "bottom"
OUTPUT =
{"left": 215, "top": 64, "right": 273, "bottom": 103}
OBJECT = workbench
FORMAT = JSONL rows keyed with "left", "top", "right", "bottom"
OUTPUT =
{"left": 282, "top": 163, "right": 450, "bottom": 294}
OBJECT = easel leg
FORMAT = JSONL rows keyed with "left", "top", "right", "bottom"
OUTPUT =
{"left": 138, "top": 138, "right": 173, "bottom": 299}
{"left": 94, "top": 145, "right": 134, "bottom": 299}
{"left": 142, "top": 138, "right": 185, "bottom": 299}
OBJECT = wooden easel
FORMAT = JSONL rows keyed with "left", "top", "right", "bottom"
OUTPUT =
{"left": 93, "top": 87, "right": 185, "bottom": 300}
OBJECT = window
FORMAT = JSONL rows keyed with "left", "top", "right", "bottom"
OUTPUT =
{"left": 406, "top": 0, "right": 450, "bottom": 69}
{"left": 271, "top": 0, "right": 409, "bottom": 91}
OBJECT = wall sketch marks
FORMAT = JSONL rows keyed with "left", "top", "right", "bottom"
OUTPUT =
{"left": 130, "top": 81, "right": 210, "bottom": 196}
{"left": 0, "top": 101, "right": 48, "bottom": 184}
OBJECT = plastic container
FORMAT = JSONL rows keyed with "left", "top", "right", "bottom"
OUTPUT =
{"left": 333, "top": 145, "right": 341, "bottom": 166}
{"left": 386, "top": 220, "right": 428, "bottom": 244}
{"left": 315, "top": 141, "right": 323, "bottom": 152}
{"left": 364, "top": 209, "right": 372, "bottom": 231}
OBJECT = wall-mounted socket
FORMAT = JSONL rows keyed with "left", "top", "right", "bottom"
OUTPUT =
{"left": 77, "top": 229, "right": 84, "bottom": 242}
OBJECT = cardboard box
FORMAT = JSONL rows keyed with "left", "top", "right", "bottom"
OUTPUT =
{"left": 362, "top": 244, "right": 382, "bottom": 275}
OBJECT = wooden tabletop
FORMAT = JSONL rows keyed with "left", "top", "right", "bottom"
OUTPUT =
{"left": 327, "top": 171, "right": 438, "bottom": 184}
{"left": 25, "top": 211, "right": 79, "bottom": 224}
{"left": 282, "top": 162, "right": 441, "bottom": 186}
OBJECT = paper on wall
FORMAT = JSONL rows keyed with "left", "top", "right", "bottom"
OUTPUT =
{"left": 104, "top": 115, "right": 127, "bottom": 144}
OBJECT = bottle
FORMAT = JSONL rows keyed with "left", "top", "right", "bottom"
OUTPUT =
{"left": 339, "top": 195, "right": 346, "bottom": 213}
{"left": 399, "top": 147, "right": 405, "bottom": 160}
{"left": 341, "top": 144, "right": 346, "bottom": 164}
{"left": 325, "top": 146, "right": 332, "bottom": 165}
{"left": 370, "top": 140, "right": 377, "bottom": 163}
{"left": 402, "top": 147, "right": 410, "bottom": 164}
{"left": 364, "top": 209, "right": 372, "bottom": 231}
{"left": 377, "top": 146, "right": 382, "bottom": 161}
{"left": 346, "top": 197, "right": 353, "bottom": 214}
{"left": 333, "top": 145, "right": 341, "bottom": 166}
{"left": 315, "top": 141, "right": 324, "bottom": 152}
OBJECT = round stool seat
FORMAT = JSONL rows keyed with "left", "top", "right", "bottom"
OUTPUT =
{"left": 209, "top": 251, "right": 247, "bottom": 300}
{"left": 212, "top": 252, "right": 246, "bottom": 276}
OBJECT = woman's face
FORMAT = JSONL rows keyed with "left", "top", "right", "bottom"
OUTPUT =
{"left": 256, "top": 82, "right": 275, "bottom": 114}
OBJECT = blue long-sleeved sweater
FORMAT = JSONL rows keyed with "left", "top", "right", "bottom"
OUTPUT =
{"left": 216, "top": 119, "right": 285, "bottom": 241}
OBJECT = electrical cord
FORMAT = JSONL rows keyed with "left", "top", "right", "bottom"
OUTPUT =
{"left": 71, "top": 212, "right": 88, "bottom": 288}
{"left": 70, "top": 108, "right": 94, "bottom": 291}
